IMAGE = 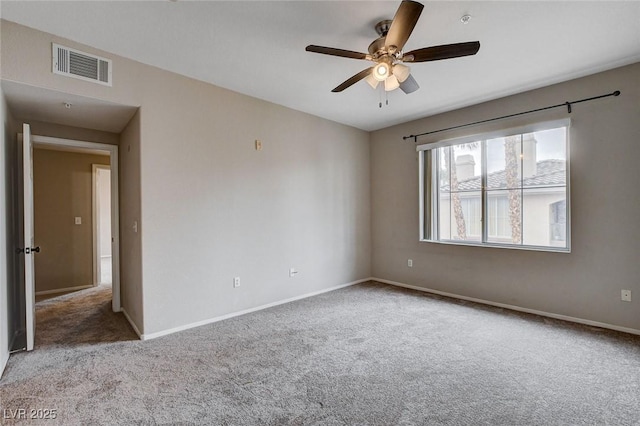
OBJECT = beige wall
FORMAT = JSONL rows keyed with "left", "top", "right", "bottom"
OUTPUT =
{"left": 118, "top": 110, "right": 143, "bottom": 331}
{"left": 1, "top": 20, "right": 373, "bottom": 336}
{"left": 0, "top": 21, "right": 139, "bottom": 107}
{"left": 33, "top": 149, "right": 109, "bottom": 293}
{"left": 139, "top": 70, "right": 371, "bottom": 335}
{"left": 371, "top": 62, "right": 640, "bottom": 331}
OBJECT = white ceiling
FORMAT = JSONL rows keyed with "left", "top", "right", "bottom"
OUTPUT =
{"left": 2, "top": 1, "right": 640, "bottom": 132}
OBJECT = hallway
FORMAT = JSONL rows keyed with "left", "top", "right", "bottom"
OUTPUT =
{"left": 34, "top": 284, "right": 135, "bottom": 348}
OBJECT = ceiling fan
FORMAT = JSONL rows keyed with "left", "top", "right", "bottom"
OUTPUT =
{"left": 305, "top": 0, "right": 480, "bottom": 94}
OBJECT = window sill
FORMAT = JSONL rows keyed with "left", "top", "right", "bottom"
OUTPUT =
{"left": 419, "top": 238, "right": 571, "bottom": 253}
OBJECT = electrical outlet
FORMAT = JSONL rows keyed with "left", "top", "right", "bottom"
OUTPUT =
{"left": 255, "top": 139, "right": 262, "bottom": 151}
{"left": 621, "top": 289, "right": 631, "bottom": 302}
{"left": 289, "top": 268, "right": 298, "bottom": 278}
{"left": 233, "top": 277, "right": 240, "bottom": 288}
{"left": 408, "top": 259, "right": 413, "bottom": 267}
{"left": 74, "top": 216, "right": 82, "bottom": 225}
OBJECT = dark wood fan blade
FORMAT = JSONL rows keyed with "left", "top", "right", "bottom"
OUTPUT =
{"left": 404, "top": 41, "right": 480, "bottom": 63}
{"left": 332, "top": 67, "right": 374, "bottom": 92}
{"left": 385, "top": 0, "right": 424, "bottom": 52}
{"left": 399, "top": 74, "right": 420, "bottom": 94}
{"left": 306, "top": 45, "right": 368, "bottom": 60}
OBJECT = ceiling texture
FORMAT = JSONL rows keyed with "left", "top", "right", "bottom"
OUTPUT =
{"left": 2, "top": 1, "right": 640, "bottom": 132}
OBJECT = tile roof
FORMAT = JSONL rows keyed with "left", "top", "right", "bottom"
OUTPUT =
{"left": 443, "top": 159, "right": 566, "bottom": 192}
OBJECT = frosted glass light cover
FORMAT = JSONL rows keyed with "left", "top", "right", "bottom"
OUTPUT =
{"left": 384, "top": 75, "right": 400, "bottom": 91}
{"left": 365, "top": 73, "right": 380, "bottom": 89}
{"left": 393, "top": 63, "right": 410, "bottom": 83}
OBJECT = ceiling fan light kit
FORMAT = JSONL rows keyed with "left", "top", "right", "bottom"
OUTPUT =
{"left": 393, "top": 63, "right": 410, "bottom": 83}
{"left": 384, "top": 75, "right": 400, "bottom": 91}
{"left": 305, "top": 0, "right": 480, "bottom": 99}
{"left": 365, "top": 73, "right": 380, "bottom": 89}
{"left": 373, "top": 62, "right": 390, "bottom": 81}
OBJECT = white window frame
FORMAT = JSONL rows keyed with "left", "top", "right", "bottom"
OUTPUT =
{"left": 418, "top": 119, "right": 571, "bottom": 253}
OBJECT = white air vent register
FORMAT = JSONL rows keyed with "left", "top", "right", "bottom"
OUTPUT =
{"left": 52, "top": 43, "right": 112, "bottom": 86}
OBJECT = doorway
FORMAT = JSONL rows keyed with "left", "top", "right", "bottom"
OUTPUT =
{"left": 33, "top": 148, "right": 110, "bottom": 301}
{"left": 30, "top": 134, "right": 121, "bottom": 311}
{"left": 20, "top": 129, "right": 121, "bottom": 351}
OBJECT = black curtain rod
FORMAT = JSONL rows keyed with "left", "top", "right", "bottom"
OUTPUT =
{"left": 403, "top": 90, "right": 621, "bottom": 142}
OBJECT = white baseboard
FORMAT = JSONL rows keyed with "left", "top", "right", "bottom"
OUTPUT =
{"left": 35, "top": 284, "right": 93, "bottom": 296}
{"left": 121, "top": 308, "right": 142, "bottom": 339}
{"left": 141, "top": 278, "right": 371, "bottom": 341}
{"left": 373, "top": 277, "right": 640, "bottom": 336}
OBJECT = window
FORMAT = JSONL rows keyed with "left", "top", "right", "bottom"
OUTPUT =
{"left": 419, "top": 120, "right": 569, "bottom": 252}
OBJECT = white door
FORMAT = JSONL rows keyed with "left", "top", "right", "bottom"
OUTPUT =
{"left": 22, "top": 123, "right": 36, "bottom": 351}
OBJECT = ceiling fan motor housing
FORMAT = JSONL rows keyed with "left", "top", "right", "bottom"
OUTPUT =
{"left": 368, "top": 37, "right": 387, "bottom": 59}
{"left": 370, "top": 20, "right": 404, "bottom": 59}
{"left": 375, "top": 20, "right": 393, "bottom": 37}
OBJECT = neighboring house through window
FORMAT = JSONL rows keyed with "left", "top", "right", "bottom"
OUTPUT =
{"left": 550, "top": 199, "right": 567, "bottom": 244}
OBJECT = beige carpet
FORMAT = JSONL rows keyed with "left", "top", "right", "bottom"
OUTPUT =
{"left": 34, "top": 284, "right": 137, "bottom": 347}
{"left": 1, "top": 282, "right": 639, "bottom": 425}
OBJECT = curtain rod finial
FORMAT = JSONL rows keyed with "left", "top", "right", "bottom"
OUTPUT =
{"left": 613, "top": 90, "right": 621, "bottom": 96}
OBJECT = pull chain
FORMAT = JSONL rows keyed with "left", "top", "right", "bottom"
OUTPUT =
{"left": 378, "top": 84, "right": 390, "bottom": 108}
